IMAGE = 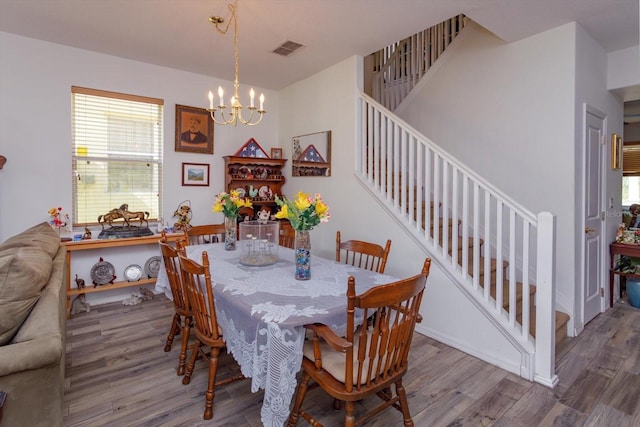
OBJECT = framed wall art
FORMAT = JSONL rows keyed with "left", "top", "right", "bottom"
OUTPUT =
{"left": 270, "top": 148, "right": 283, "bottom": 159}
{"left": 175, "top": 104, "right": 214, "bottom": 154}
{"left": 611, "top": 133, "right": 622, "bottom": 170}
{"left": 292, "top": 130, "right": 332, "bottom": 177}
{"left": 182, "top": 162, "right": 210, "bottom": 186}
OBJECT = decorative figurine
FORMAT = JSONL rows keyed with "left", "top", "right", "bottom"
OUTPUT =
{"left": 82, "top": 226, "right": 92, "bottom": 240}
{"left": 257, "top": 207, "right": 271, "bottom": 224}
{"left": 96, "top": 203, "right": 153, "bottom": 239}
{"left": 70, "top": 294, "right": 90, "bottom": 315}
{"left": 98, "top": 203, "right": 149, "bottom": 229}
{"left": 172, "top": 202, "right": 192, "bottom": 231}
{"left": 74, "top": 274, "right": 85, "bottom": 290}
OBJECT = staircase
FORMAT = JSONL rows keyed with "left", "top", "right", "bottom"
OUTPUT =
{"left": 419, "top": 200, "right": 569, "bottom": 343}
{"left": 367, "top": 15, "right": 466, "bottom": 111}
{"left": 356, "top": 19, "right": 570, "bottom": 386}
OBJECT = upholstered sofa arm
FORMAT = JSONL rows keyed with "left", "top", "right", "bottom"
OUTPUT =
{"left": 0, "top": 335, "right": 63, "bottom": 377}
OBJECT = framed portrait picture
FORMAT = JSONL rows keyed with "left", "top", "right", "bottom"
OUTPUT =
{"left": 182, "top": 162, "right": 210, "bottom": 186}
{"left": 271, "top": 148, "right": 283, "bottom": 159}
{"left": 175, "top": 104, "right": 214, "bottom": 154}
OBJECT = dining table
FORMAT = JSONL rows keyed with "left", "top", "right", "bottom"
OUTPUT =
{"left": 155, "top": 242, "right": 398, "bottom": 427}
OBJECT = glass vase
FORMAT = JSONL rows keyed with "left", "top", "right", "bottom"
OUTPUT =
{"left": 224, "top": 216, "right": 237, "bottom": 251}
{"left": 294, "top": 230, "right": 311, "bottom": 280}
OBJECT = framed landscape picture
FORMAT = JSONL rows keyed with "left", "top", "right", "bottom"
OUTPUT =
{"left": 175, "top": 104, "right": 214, "bottom": 154}
{"left": 182, "top": 162, "right": 210, "bottom": 186}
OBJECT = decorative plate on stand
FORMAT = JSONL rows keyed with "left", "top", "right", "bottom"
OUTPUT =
{"left": 144, "top": 256, "right": 162, "bottom": 278}
{"left": 90, "top": 257, "right": 116, "bottom": 286}
{"left": 124, "top": 264, "right": 143, "bottom": 282}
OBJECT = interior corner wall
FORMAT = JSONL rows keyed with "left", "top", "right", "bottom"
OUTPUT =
{"left": 0, "top": 31, "right": 279, "bottom": 241}
{"left": 397, "top": 22, "right": 579, "bottom": 317}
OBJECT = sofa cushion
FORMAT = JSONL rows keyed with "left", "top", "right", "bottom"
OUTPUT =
{"left": 0, "top": 246, "right": 53, "bottom": 345}
{"left": 0, "top": 222, "right": 60, "bottom": 258}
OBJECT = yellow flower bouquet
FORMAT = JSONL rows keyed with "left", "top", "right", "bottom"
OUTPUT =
{"left": 212, "top": 189, "right": 253, "bottom": 218}
{"left": 274, "top": 192, "right": 330, "bottom": 231}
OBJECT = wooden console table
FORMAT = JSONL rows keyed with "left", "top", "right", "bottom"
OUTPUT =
{"left": 609, "top": 242, "right": 640, "bottom": 307}
{"left": 62, "top": 234, "right": 181, "bottom": 317}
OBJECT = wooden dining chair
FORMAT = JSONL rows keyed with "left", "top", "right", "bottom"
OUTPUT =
{"left": 336, "top": 231, "right": 392, "bottom": 274}
{"left": 178, "top": 248, "right": 245, "bottom": 420}
{"left": 287, "top": 258, "right": 431, "bottom": 427}
{"left": 185, "top": 223, "right": 226, "bottom": 245}
{"left": 279, "top": 222, "right": 296, "bottom": 248}
{"left": 159, "top": 232, "right": 192, "bottom": 376}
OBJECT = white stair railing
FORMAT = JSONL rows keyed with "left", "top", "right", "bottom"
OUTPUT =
{"left": 370, "top": 15, "right": 466, "bottom": 111}
{"left": 356, "top": 92, "right": 557, "bottom": 386}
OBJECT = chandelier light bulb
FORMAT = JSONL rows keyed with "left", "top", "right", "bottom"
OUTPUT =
{"left": 208, "top": 91, "right": 214, "bottom": 109}
{"left": 250, "top": 88, "right": 255, "bottom": 108}
{"left": 218, "top": 86, "right": 224, "bottom": 107}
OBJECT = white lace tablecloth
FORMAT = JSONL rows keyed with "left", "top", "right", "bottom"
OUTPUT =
{"left": 155, "top": 242, "right": 397, "bottom": 427}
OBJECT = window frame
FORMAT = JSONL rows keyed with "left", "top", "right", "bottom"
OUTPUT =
{"left": 71, "top": 86, "right": 164, "bottom": 227}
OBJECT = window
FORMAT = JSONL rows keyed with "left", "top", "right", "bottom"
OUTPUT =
{"left": 71, "top": 86, "right": 163, "bottom": 226}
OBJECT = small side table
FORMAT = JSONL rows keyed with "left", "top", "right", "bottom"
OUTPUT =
{"left": 609, "top": 242, "right": 640, "bottom": 307}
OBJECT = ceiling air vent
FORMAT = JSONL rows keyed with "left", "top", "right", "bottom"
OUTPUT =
{"left": 272, "top": 40, "right": 304, "bottom": 57}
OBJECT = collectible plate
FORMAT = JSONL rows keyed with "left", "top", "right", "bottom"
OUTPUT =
{"left": 90, "top": 259, "right": 116, "bottom": 285}
{"left": 144, "top": 256, "right": 162, "bottom": 278}
{"left": 238, "top": 166, "right": 251, "bottom": 178}
{"left": 254, "top": 166, "right": 268, "bottom": 179}
{"left": 124, "top": 264, "right": 143, "bottom": 282}
{"left": 258, "top": 185, "right": 271, "bottom": 199}
{"left": 235, "top": 187, "right": 246, "bottom": 198}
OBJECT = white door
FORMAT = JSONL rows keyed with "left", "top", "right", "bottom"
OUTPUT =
{"left": 583, "top": 109, "right": 605, "bottom": 325}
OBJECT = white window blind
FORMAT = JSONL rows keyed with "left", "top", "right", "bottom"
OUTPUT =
{"left": 623, "top": 142, "right": 640, "bottom": 177}
{"left": 623, "top": 142, "right": 640, "bottom": 206}
{"left": 71, "top": 86, "right": 163, "bottom": 226}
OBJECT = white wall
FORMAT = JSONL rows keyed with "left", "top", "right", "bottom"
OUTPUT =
{"left": 607, "top": 46, "right": 640, "bottom": 96}
{"left": 0, "top": 31, "right": 280, "bottom": 239}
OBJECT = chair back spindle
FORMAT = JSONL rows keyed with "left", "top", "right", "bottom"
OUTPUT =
{"left": 185, "top": 224, "right": 226, "bottom": 246}
{"left": 336, "top": 230, "right": 392, "bottom": 273}
{"left": 178, "top": 249, "right": 221, "bottom": 341}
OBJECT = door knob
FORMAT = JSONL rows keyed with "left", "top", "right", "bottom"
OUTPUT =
{"left": 585, "top": 227, "right": 596, "bottom": 233}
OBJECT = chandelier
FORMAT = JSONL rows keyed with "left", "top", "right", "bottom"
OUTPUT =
{"left": 207, "top": 0, "right": 265, "bottom": 127}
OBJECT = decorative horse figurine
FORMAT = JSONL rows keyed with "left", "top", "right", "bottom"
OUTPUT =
{"left": 97, "top": 208, "right": 124, "bottom": 229}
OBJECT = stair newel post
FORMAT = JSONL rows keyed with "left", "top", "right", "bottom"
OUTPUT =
{"left": 534, "top": 211, "right": 558, "bottom": 387}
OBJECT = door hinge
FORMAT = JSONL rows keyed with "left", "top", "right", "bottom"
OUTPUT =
{"left": 600, "top": 288, "right": 604, "bottom": 297}
{"left": 601, "top": 211, "right": 606, "bottom": 221}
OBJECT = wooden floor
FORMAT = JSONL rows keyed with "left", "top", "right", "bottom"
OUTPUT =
{"left": 64, "top": 295, "right": 640, "bottom": 427}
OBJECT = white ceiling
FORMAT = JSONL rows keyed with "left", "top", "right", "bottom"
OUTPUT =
{"left": 1, "top": 0, "right": 638, "bottom": 91}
